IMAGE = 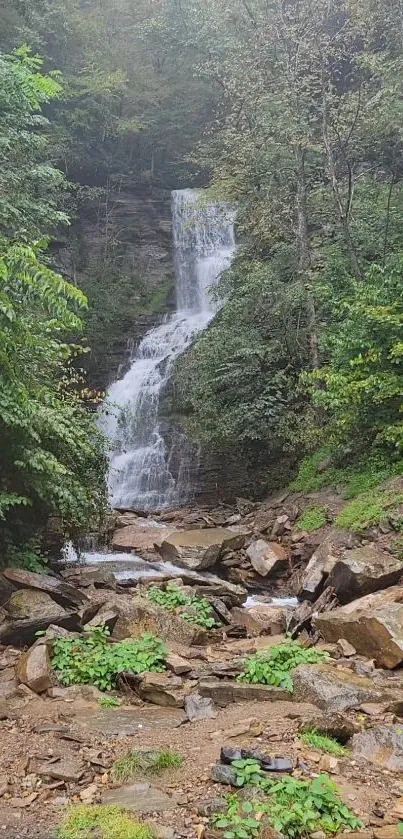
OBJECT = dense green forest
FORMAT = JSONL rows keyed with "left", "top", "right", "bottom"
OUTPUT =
{"left": 2, "top": 0, "right": 403, "bottom": 566}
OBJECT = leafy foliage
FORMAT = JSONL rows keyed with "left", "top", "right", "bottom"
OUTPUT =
{"left": 112, "top": 749, "right": 182, "bottom": 782}
{"left": 0, "top": 243, "right": 107, "bottom": 565}
{"left": 299, "top": 731, "right": 350, "bottom": 757}
{"left": 213, "top": 775, "right": 363, "bottom": 839}
{"left": 212, "top": 795, "right": 261, "bottom": 839}
{"left": 52, "top": 627, "right": 166, "bottom": 692}
{"left": 0, "top": 46, "right": 67, "bottom": 243}
{"left": 146, "top": 583, "right": 219, "bottom": 629}
{"left": 297, "top": 507, "right": 328, "bottom": 533}
{"left": 58, "top": 805, "right": 154, "bottom": 839}
{"left": 98, "top": 696, "right": 121, "bottom": 709}
{"left": 237, "top": 641, "right": 329, "bottom": 693}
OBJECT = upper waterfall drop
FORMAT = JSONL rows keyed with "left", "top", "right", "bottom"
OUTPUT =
{"left": 100, "top": 188, "right": 235, "bottom": 512}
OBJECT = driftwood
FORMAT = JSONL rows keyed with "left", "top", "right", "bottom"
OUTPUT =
{"left": 288, "top": 586, "right": 338, "bottom": 639}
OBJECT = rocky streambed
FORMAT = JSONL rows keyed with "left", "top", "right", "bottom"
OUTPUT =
{"left": 2, "top": 492, "right": 403, "bottom": 837}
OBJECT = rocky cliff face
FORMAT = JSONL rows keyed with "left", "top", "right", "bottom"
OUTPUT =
{"left": 53, "top": 187, "right": 174, "bottom": 388}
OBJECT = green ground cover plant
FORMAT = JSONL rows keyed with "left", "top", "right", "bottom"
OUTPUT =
{"left": 146, "top": 582, "right": 219, "bottom": 629}
{"left": 299, "top": 731, "right": 350, "bottom": 757}
{"left": 297, "top": 507, "right": 328, "bottom": 533}
{"left": 212, "top": 773, "right": 363, "bottom": 839}
{"left": 58, "top": 805, "right": 154, "bottom": 839}
{"left": 237, "top": 640, "right": 329, "bottom": 693}
{"left": 52, "top": 627, "right": 166, "bottom": 692}
{"left": 112, "top": 749, "right": 182, "bottom": 782}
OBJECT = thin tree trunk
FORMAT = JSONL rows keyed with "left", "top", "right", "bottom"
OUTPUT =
{"left": 321, "top": 76, "right": 364, "bottom": 282}
{"left": 295, "top": 144, "right": 319, "bottom": 370}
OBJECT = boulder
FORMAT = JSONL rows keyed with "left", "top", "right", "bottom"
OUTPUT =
{"left": 190, "top": 576, "right": 247, "bottom": 607}
{"left": 185, "top": 694, "right": 217, "bottom": 721}
{"left": 292, "top": 663, "right": 392, "bottom": 711}
{"left": 129, "top": 672, "right": 187, "bottom": 708}
{"left": 109, "top": 595, "right": 207, "bottom": 646}
{"left": 315, "top": 586, "right": 403, "bottom": 669}
{"left": 199, "top": 680, "right": 289, "bottom": 706}
{"left": 352, "top": 725, "right": 403, "bottom": 771}
{"left": 0, "top": 612, "right": 82, "bottom": 647}
{"left": 298, "top": 531, "right": 359, "bottom": 601}
{"left": 5, "top": 590, "right": 67, "bottom": 622}
{"left": 112, "top": 524, "right": 175, "bottom": 553}
{"left": 115, "top": 512, "right": 140, "bottom": 528}
{"left": 32, "top": 758, "right": 86, "bottom": 782}
{"left": 207, "top": 596, "right": 232, "bottom": 624}
{"left": 327, "top": 545, "right": 403, "bottom": 604}
{"left": 166, "top": 652, "right": 192, "bottom": 675}
{"left": 299, "top": 712, "right": 360, "bottom": 744}
{"left": 230, "top": 605, "right": 287, "bottom": 636}
{"left": 158, "top": 528, "right": 246, "bottom": 571}
{"left": 2, "top": 568, "right": 88, "bottom": 609}
{"left": 15, "top": 644, "right": 53, "bottom": 694}
{"left": 246, "top": 541, "right": 288, "bottom": 578}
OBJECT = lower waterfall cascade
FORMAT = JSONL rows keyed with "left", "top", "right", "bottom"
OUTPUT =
{"left": 100, "top": 188, "right": 236, "bottom": 511}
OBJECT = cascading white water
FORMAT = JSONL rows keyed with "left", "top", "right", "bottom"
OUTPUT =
{"left": 100, "top": 189, "right": 235, "bottom": 511}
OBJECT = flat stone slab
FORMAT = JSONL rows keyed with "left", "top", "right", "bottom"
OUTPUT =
{"left": 77, "top": 707, "right": 187, "bottom": 737}
{"left": 102, "top": 781, "right": 175, "bottom": 813}
{"left": 199, "top": 679, "right": 289, "bottom": 707}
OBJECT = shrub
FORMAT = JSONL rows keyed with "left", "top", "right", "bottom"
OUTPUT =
{"left": 58, "top": 805, "right": 154, "bottom": 839}
{"left": 52, "top": 627, "right": 166, "bottom": 692}
{"left": 146, "top": 582, "right": 219, "bottom": 629}
{"left": 237, "top": 640, "right": 329, "bottom": 692}
{"left": 297, "top": 506, "right": 328, "bottom": 533}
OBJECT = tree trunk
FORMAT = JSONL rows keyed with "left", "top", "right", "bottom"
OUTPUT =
{"left": 321, "top": 79, "right": 364, "bottom": 282}
{"left": 295, "top": 144, "right": 319, "bottom": 370}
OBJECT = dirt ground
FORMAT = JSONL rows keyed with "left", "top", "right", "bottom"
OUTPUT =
{"left": 0, "top": 672, "right": 401, "bottom": 839}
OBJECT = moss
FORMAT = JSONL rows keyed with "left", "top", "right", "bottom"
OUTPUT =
{"left": 58, "top": 805, "right": 154, "bottom": 839}
{"left": 297, "top": 506, "right": 328, "bottom": 533}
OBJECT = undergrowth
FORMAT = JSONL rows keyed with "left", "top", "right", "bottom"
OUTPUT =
{"left": 52, "top": 627, "right": 166, "bottom": 692}
{"left": 58, "top": 805, "right": 154, "bottom": 839}
{"left": 212, "top": 771, "right": 363, "bottom": 839}
{"left": 297, "top": 506, "right": 328, "bottom": 533}
{"left": 146, "top": 582, "right": 220, "bottom": 629}
{"left": 291, "top": 448, "right": 403, "bottom": 499}
{"left": 237, "top": 640, "right": 329, "bottom": 692}
{"left": 335, "top": 484, "right": 403, "bottom": 533}
{"left": 291, "top": 448, "right": 403, "bottom": 533}
{"left": 299, "top": 730, "right": 350, "bottom": 757}
{"left": 112, "top": 749, "right": 182, "bottom": 782}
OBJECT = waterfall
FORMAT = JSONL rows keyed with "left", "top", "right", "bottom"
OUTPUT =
{"left": 100, "top": 188, "right": 235, "bottom": 511}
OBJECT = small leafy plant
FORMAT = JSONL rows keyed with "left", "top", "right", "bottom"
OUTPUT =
{"left": 112, "top": 749, "right": 182, "bottom": 782}
{"left": 213, "top": 795, "right": 260, "bottom": 839}
{"left": 299, "top": 730, "right": 349, "bottom": 757}
{"left": 213, "top": 775, "right": 363, "bottom": 839}
{"left": 297, "top": 506, "right": 328, "bottom": 533}
{"left": 232, "top": 759, "right": 264, "bottom": 787}
{"left": 98, "top": 696, "right": 122, "bottom": 709}
{"left": 58, "top": 805, "right": 154, "bottom": 839}
{"left": 146, "top": 582, "right": 219, "bottom": 629}
{"left": 237, "top": 640, "right": 329, "bottom": 692}
{"left": 52, "top": 626, "right": 166, "bottom": 692}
